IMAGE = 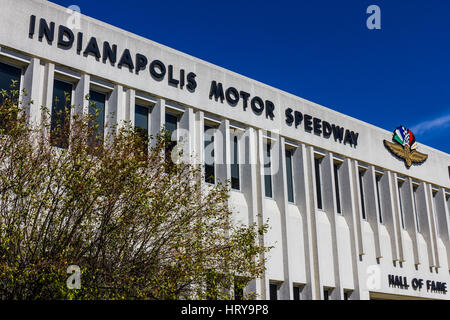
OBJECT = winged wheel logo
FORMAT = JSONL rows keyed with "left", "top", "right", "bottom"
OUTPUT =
{"left": 383, "top": 126, "right": 428, "bottom": 168}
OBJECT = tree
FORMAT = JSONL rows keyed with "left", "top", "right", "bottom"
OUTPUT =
{"left": 0, "top": 84, "right": 269, "bottom": 300}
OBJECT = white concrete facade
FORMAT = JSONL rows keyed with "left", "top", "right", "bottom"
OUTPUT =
{"left": 0, "top": 0, "right": 449, "bottom": 300}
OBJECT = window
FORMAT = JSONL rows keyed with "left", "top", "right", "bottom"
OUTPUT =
{"left": 50, "top": 79, "right": 72, "bottom": 148}
{"left": 286, "top": 149, "right": 294, "bottom": 203}
{"left": 230, "top": 134, "right": 240, "bottom": 190}
{"left": 0, "top": 61, "right": 21, "bottom": 129}
{"left": 314, "top": 157, "right": 323, "bottom": 210}
{"left": 323, "top": 288, "right": 330, "bottom": 300}
{"left": 432, "top": 190, "right": 439, "bottom": 237}
{"left": 344, "top": 290, "right": 352, "bottom": 300}
{"left": 293, "top": 285, "right": 302, "bottom": 300}
{"left": 0, "top": 61, "right": 21, "bottom": 105}
{"left": 413, "top": 185, "right": 420, "bottom": 233}
{"left": 206, "top": 275, "right": 217, "bottom": 300}
{"left": 135, "top": 105, "right": 149, "bottom": 136}
{"left": 88, "top": 90, "right": 106, "bottom": 146}
{"left": 165, "top": 112, "right": 178, "bottom": 166}
{"left": 264, "top": 141, "right": 272, "bottom": 198}
{"left": 135, "top": 104, "right": 149, "bottom": 156}
{"left": 269, "top": 283, "right": 278, "bottom": 300}
{"left": 398, "top": 181, "right": 405, "bottom": 229}
{"left": 234, "top": 278, "right": 244, "bottom": 300}
{"left": 333, "top": 162, "right": 341, "bottom": 214}
{"left": 204, "top": 124, "right": 215, "bottom": 184}
{"left": 359, "top": 170, "right": 366, "bottom": 220}
{"left": 376, "top": 175, "right": 383, "bottom": 224}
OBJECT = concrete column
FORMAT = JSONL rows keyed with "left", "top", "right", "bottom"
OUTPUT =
{"left": 415, "top": 182, "right": 438, "bottom": 268}
{"left": 237, "top": 127, "right": 263, "bottom": 298}
{"left": 150, "top": 98, "right": 165, "bottom": 149}
{"left": 272, "top": 137, "right": 292, "bottom": 300}
{"left": 179, "top": 107, "right": 196, "bottom": 164}
{"left": 42, "top": 62, "right": 54, "bottom": 117}
{"left": 127, "top": 89, "right": 135, "bottom": 127}
{"left": 113, "top": 85, "right": 129, "bottom": 129}
{"left": 291, "top": 144, "right": 318, "bottom": 299}
{"left": 425, "top": 183, "right": 440, "bottom": 268}
{"left": 431, "top": 187, "right": 450, "bottom": 269}
{"left": 391, "top": 173, "right": 406, "bottom": 262}
{"left": 73, "top": 73, "right": 89, "bottom": 116}
{"left": 351, "top": 160, "right": 365, "bottom": 256}
{"left": 340, "top": 158, "right": 367, "bottom": 300}
{"left": 363, "top": 166, "right": 383, "bottom": 259}
{"left": 376, "top": 171, "right": 400, "bottom": 262}
{"left": 41, "top": 61, "right": 54, "bottom": 137}
{"left": 256, "top": 129, "right": 269, "bottom": 300}
{"left": 23, "top": 57, "right": 43, "bottom": 126}
{"left": 304, "top": 145, "right": 322, "bottom": 300}
{"left": 321, "top": 152, "right": 343, "bottom": 300}
{"left": 106, "top": 84, "right": 123, "bottom": 137}
{"left": 195, "top": 111, "right": 204, "bottom": 168}
{"left": 402, "top": 177, "right": 421, "bottom": 265}
{"left": 216, "top": 119, "right": 230, "bottom": 184}
{"left": 436, "top": 188, "right": 450, "bottom": 269}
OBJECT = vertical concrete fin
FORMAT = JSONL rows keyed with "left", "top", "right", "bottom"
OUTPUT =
{"left": 23, "top": 57, "right": 42, "bottom": 126}
{"left": 150, "top": 98, "right": 165, "bottom": 149}
{"left": 74, "top": 73, "right": 89, "bottom": 117}
{"left": 380, "top": 171, "right": 400, "bottom": 261}
{"left": 305, "top": 146, "right": 322, "bottom": 300}
{"left": 416, "top": 182, "right": 437, "bottom": 268}
{"left": 272, "top": 137, "right": 293, "bottom": 300}
{"left": 365, "top": 166, "right": 383, "bottom": 259}
{"left": 391, "top": 172, "right": 405, "bottom": 261}
{"left": 351, "top": 160, "right": 365, "bottom": 256}
{"left": 321, "top": 152, "right": 343, "bottom": 299}
{"left": 404, "top": 178, "right": 421, "bottom": 265}
{"left": 216, "top": 119, "right": 230, "bottom": 184}
{"left": 425, "top": 184, "right": 440, "bottom": 268}
{"left": 241, "top": 127, "right": 263, "bottom": 298}
{"left": 435, "top": 188, "right": 450, "bottom": 269}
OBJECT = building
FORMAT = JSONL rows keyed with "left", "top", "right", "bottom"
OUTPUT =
{"left": 0, "top": 0, "right": 449, "bottom": 300}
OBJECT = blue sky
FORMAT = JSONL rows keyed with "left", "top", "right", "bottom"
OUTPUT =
{"left": 50, "top": 0, "right": 450, "bottom": 154}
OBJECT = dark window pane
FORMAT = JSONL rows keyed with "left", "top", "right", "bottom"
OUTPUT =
{"left": 432, "top": 191, "right": 439, "bottom": 237}
{"left": 315, "top": 158, "right": 322, "bottom": 209}
{"left": 376, "top": 175, "right": 383, "bottom": 224}
{"left": 334, "top": 163, "right": 341, "bottom": 214}
{"left": 324, "top": 289, "right": 329, "bottom": 300}
{"left": 231, "top": 135, "right": 240, "bottom": 190}
{"left": 135, "top": 105, "right": 149, "bottom": 156}
{"left": 0, "top": 61, "right": 21, "bottom": 106}
{"left": 286, "top": 150, "right": 294, "bottom": 203}
{"left": 269, "top": 284, "right": 278, "bottom": 300}
{"left": 413, "top": 186, "right": 420, "bottom": 233}
{"left": 264, "top": 142, "right": 272, "bottom": 198}
{"left": 88, "top": 90, "right": 106, "bottom": 146}
{"left": 234, "top": 280, "right": 244, "bottom": 301}
{"left": 135, "top": 105, "right": 149, "bottom": 133}
{"left": 0, "top": 62, "right": 21, "bottom": 129}
{"left": 359, "top": 171, "right": 366, "bottom": 220}
{"left": 165, "top": 113, "right": 178, "bottom": 135}
{"left": 165, "top": 113, "right": 178, "bottom": 167}
{"left": 293, "top": 286, "right": 301, "bottom": 300}
{"left": 50, "top": 80, "right": 72, "bottom": 148}
{"left": 204, "top": 125, "right": 215, "bottom": 184}
{"left": 398, "top": 182, "right": 404, "bottom": 229}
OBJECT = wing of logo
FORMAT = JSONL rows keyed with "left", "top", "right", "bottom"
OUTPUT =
{"left": 383, "top": 126, "right": 428, "bottom": 168}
